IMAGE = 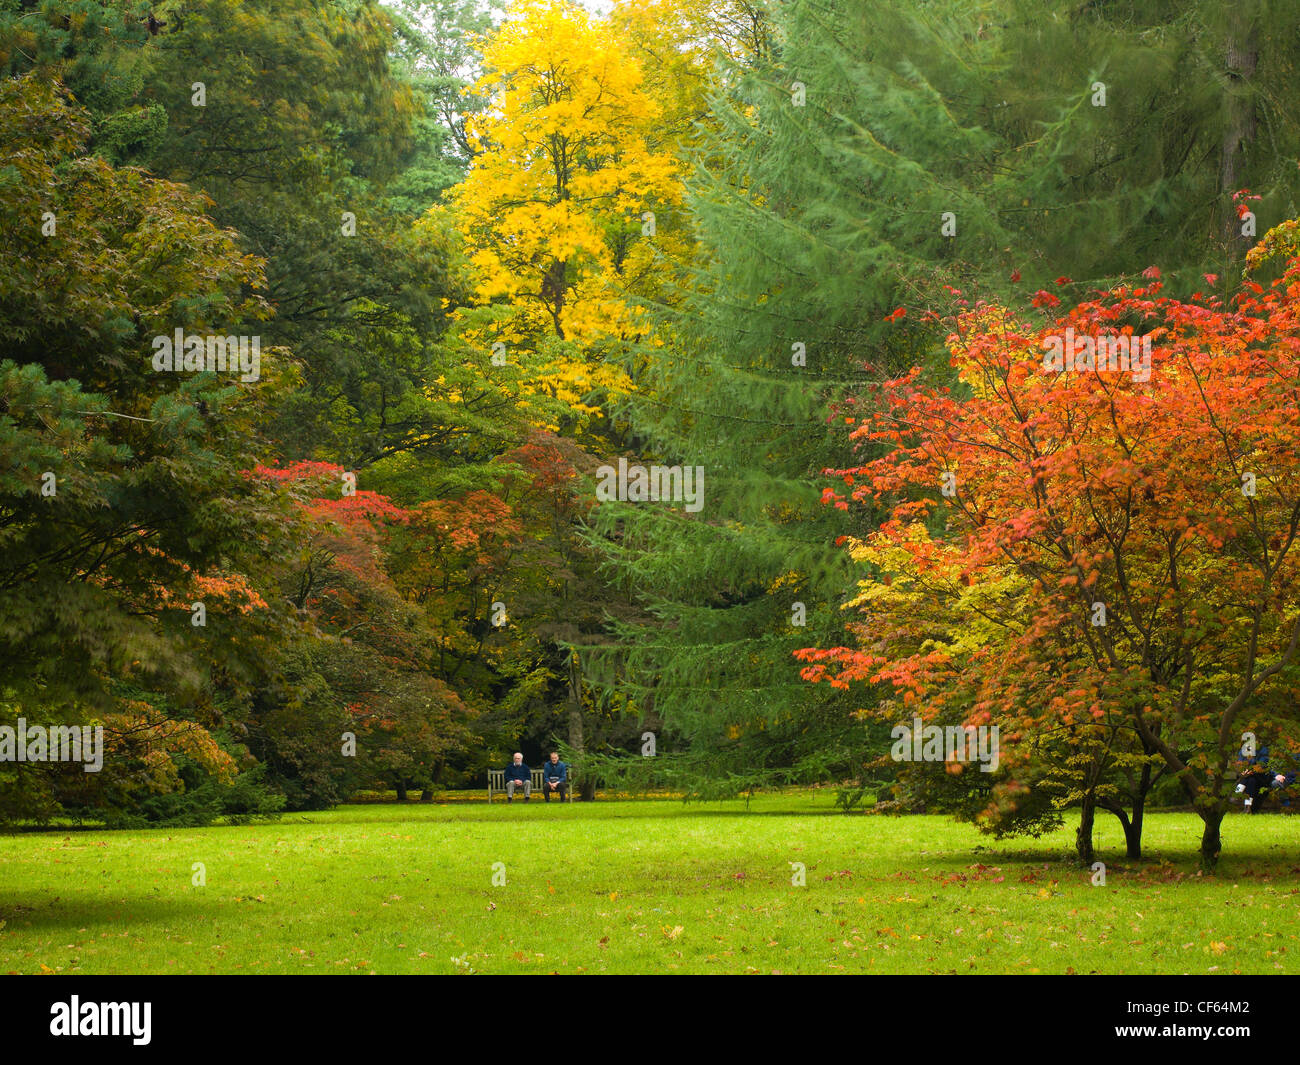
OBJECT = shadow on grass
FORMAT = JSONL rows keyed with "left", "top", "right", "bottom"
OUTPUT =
{"left": 0, "top": 891, "right": 206, "bottom": 932}
{"left": 288, "top": 804, "right": 850, "bottom": 825}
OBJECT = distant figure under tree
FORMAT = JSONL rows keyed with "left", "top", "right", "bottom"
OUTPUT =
{"left": 1235, "top": 744, "right": 1296, "bottom": 813}
{"left": 543, "top": 751, "right": 568, "bottom": 802}
{"left": 505, "top": 752, "right": 531, "bottom": 802}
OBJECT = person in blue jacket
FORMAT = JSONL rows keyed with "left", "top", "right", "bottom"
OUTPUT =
{"left": 1235, "top": 744, "right": 1296, "bottom": 813}
{"left": 543, "top": 751, "right": 568, "bottom": 803}
{"left": 505, "top": 752, "right": 531, "bottom": 802}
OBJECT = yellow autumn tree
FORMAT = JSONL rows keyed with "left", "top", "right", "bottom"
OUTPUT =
{"left": 612, "top": 0, "right": 774, "bottom": 150}
{"left": 435, "top": 0, "right": 682, "bottom": 431}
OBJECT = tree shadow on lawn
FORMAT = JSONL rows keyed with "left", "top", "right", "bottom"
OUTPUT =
{"left": 958, "top": 839, "right": 1300, "bottom": 877}
{"left": 0, "top": 891, "right": 218, "bottom": 933}
{"left": 309, "top": 804, "right": 854, "bottom": 825}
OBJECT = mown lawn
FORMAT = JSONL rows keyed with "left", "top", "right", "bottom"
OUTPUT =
{"left": 1, "top": 791, "right": 1296, "bottom": 974}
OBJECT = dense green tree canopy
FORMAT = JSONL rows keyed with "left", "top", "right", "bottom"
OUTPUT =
{"left": 1, "top": 0, "right": 1298, "bottom": 863}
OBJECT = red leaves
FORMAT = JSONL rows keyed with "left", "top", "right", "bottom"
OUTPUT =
{"left": 252, "top": 462, "right": 413, "bottom": 532}
{"left": 799, "top": 243, "right": 1300, "bottom": 793}
{"left": 251, "top": 460, "right": 342, "bottom": 482}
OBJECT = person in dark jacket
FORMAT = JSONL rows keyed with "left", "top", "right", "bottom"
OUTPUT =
{"left": 505, "top": 752, "right": 531, "bottom": 802}
{"left": 1235, "top": 745, "right": 1295, "bottom": 813}
{"left": 543, "top": 752, "right": 568, "bottom": 803}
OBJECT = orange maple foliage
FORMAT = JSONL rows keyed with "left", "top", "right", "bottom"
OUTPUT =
{"left": 799, "top": 233, "right": 1300, "bottom": 861}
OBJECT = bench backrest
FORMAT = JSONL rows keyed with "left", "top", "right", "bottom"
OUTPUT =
{"left": 487, "top": 766, "right": 576, "bottom": 787}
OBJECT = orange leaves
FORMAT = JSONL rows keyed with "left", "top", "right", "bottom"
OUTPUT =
{"left": 102, "top": 705, "right": 237, "bottom": 788}
{"left": 401, "top": 492, "right": 522, "bottom": 576}
{"left": 253, "top": 462, "right": 412, "bottom": 529}
{"left": 189, "top": 573, "right": 267, "bottom": 614}
{"left": 801, "top": 234, "right": 1300, "bottom": 804}
{"left": 143, "top": 565, "right": 267, "bottom": 616}
{"left": 251, "top": 460, "right": 340, "bottom": 483}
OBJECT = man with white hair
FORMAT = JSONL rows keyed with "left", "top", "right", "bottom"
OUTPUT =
{"left": 505, "top": 752, "right": 531, "bottom": 802}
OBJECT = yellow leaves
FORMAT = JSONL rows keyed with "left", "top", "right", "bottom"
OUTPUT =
{"left": 98, "top": 705, "right": 236, "bottom": 791}
{"left": 441, "top": 0, "right": 682, "bottom": 348}
{"left": 662, "top": 925, "right": 684, "bottom": 940}
{"left": 766, "top": 570, "right": 803, "bottom": 594}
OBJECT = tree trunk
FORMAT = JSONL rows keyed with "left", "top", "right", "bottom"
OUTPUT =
{"left": 1101, "top": 761, "right": 1151, "bottom": 859}
{"left": 543, "top": 258, "right": 567, "bottom": 339}
{"left": 567, "top": 648, "right": 594, "bottom": 800}
{"left": 1219, "top": 6, "right": 1259, "bottom": 248}
{"left": 420, "top": 787, "right": 432, "bottom": 802}
{"left": 1100, "top": 803, "right": 1142, "bottom": 862}
{"left": 1126, "top": 762, "right": 1149, "bottom": 859}
{"left": 395, "top": 778, "right": 408, "bottom": 801}
{"left": 1200, "top": 806, "right": 1224, "bottom": 870}
{"left": 1122, "top": 812, "right": 1142, "bottom": 860}
{"left": 1076, "top": 793, "right": 1096, "bottom": 864}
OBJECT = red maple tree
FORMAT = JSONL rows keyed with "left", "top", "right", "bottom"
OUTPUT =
{"left": 799, "top": 230, "right": 1300, "bottom": 867}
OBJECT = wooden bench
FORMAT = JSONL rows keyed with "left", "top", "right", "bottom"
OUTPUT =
{"left": 487, "top": 766, "right": 575, "bottom": 802}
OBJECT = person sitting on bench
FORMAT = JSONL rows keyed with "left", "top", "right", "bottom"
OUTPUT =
{"left": 1235, "top": 744, "right": 1295, "bottom": 813}
{"left": 543, "top": 751, "right": 568, "bottom": 802}
{"left": 505, "top": 753, "right": 531, "bottom": 802}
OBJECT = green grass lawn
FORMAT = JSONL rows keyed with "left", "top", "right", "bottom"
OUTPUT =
{"left": 2, "top": 790, "right": 1297, "bottom": 974}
